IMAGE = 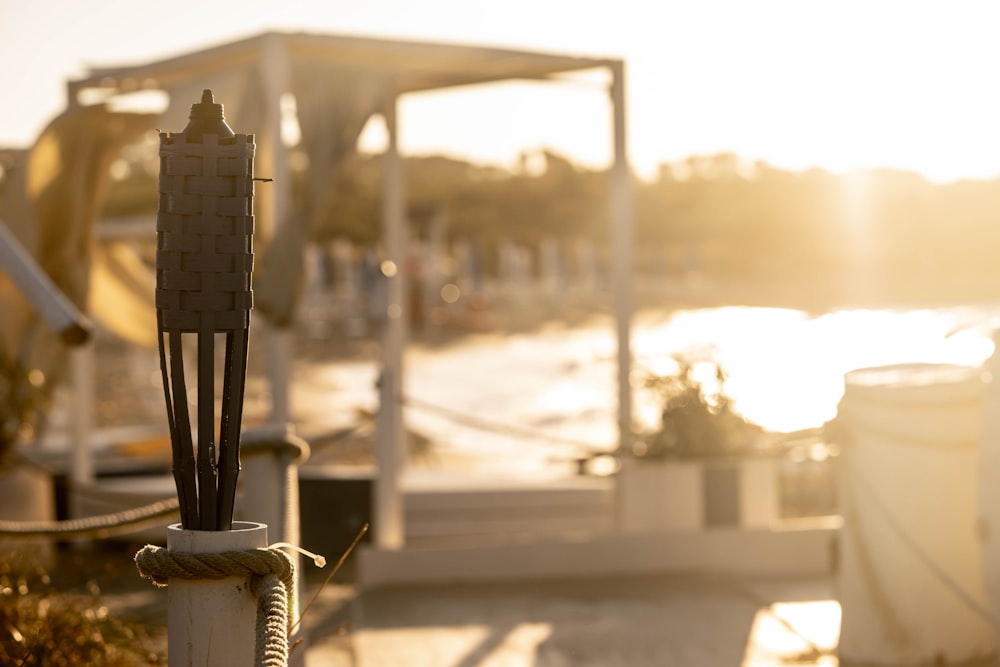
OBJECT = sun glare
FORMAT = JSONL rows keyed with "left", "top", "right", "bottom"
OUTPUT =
{"left": 357, "top": 622, "right": 552, "bottom": 664}
{"left": 397, "top": 77, "right": 611, "bottom": 171}
{"left": 839, "top": 170, "right": 879, "bottom": 276}
{"left": 633, "top": 306, "right": 994, "bottom": 434}
{"left": 743, "top": 600, "right": 841, "bottom": 666}
{"left": 357, "top": 113, "right": 389, "bottom": 155}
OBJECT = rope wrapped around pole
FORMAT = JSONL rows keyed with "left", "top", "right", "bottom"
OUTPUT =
{"left": 135, "top": 545, "right": 296, "bottom": 667}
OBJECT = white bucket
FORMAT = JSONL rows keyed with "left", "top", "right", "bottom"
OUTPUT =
{"left": 837, "top": 363, "right": 995, "bottom": 665}
{"left": 978, "top": 342, "right": 1000, "bottom": 646}
{"left": 0, "top": 462, "right": 56, "bottom": 566}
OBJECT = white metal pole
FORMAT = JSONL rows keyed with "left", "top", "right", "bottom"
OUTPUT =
{"left": 70, "top": 342, "right": 96, "bottom": 487}
{"left": 236, "top": 427, "right": 308, "bottom": 665}
{"left": 259, "top": 33, "right": 293, "bottom": 427}
{"left": 265, "top": 323, "right": 293, "bottom": 426}
{"left": 0, "top": 220, "right": 90, "bottom": 345}
{"left": 374, "top": 96, "right": 407, "bottom": 550}
{"left": 609, "top": 60, "right": 634, "bottom": 456}
{"left": 166, "top": 521, "right": 267, "bottom": 667}
{"left": 609, "top": 61, "right": 635, "bottom": 533}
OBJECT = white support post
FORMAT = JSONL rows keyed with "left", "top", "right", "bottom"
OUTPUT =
{"left": 609, "top": 61, "right": 636, "bottom": 531}
{"left": 609, "top": 60, "right": 634, "bottom": 455}
{"left": 70, "top": 342, "right": 96, "bottom": 487}
{"left": 374, "top": 96, "right": 407, "bottom": 550}
{"left": 265, "top": 322, "right": 293, "bottom": 426}
{"left": 236, "top": 427, "right": 309, "bottom": 665}
{"left": 259, "top": 33, "right": 293, "bottom": 427}
{"left": 166, "top": 522, "right": 267, "bottom": 667}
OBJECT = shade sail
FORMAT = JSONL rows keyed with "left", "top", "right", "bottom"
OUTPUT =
{"left": 69, "top": 31, "right": 614, "bottom": 101}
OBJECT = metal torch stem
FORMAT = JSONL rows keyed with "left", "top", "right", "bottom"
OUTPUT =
{"left": 216, "top": 329, "right": 249, "bottom": 530}
{"left": 161, "top": 328, "right": 199, "bottom": 528}
{"left": 196, "top": 329, "right": 218, "bottom": 529}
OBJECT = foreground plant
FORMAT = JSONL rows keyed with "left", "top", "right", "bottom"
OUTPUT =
{"left": 0, "top": 556, "right": 162, "bottom": 665}
{"left": 638, "top": 355, "right": 762, "bottom": 459}
{"left": 0, "top": 345, "right": 45, "bottom": 471}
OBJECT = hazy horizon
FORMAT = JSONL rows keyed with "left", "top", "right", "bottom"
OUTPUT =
{"left": 3, "top": 0, "right": 1000, "bottom": 184}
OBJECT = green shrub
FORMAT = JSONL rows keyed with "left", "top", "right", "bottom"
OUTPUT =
{"left": 638, "top": 355, "right": 762, "bottom": 459}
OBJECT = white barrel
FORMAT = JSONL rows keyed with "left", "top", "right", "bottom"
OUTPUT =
{"left": 167, "top": 521, "right": 267, "bottom": 667}
{"left": 979, "top": 337, "right": 1000, "bottom": 642}
{"left": 837, "top": 363, "right": 995, "bottom": 665}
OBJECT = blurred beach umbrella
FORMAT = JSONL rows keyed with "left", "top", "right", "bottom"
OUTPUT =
{"left": 90, "top": 241, "right": 159, "bottom": 348}
{"left": 252, "top": 65, "right": 380, "bottom": 326}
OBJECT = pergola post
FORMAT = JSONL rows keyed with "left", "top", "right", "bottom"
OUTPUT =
{"left": 259, "top": 33, "right": 293, "bottom": 427}
{"left": 374, "top": 94, "right": 407, "bottom": 550}
{"left": 609, "top": 60, "right": 634, "bottom": 455}
{"left": 609, "top": 61, "right": 635, "bottom": 532}
{"left": 69, "top": 344, "right": 96, "bottom": 487}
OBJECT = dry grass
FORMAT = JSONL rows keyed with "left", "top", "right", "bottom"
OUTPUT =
{"left": 0, "top": 546, "right": 165, "bottom": 666}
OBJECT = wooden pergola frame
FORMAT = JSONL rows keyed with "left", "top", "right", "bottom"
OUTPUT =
{"left": 68, "top": 31, "right": 634, "bottom": 548}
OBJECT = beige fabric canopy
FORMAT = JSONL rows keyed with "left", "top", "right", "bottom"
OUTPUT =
{"left": 70, "top": 31, "right": 613, "bottom": 99}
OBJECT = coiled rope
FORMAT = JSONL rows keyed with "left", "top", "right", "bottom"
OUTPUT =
{"left": 134, "top": 544, "right": 296, "bottom": 667}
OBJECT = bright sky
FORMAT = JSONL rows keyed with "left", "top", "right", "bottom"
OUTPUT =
{"left": 2, "top": 0, "right": 1000, "bottom": 183}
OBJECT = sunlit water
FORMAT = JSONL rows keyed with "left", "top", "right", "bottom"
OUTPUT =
{"left": 300, "top": 304, "right": 1000, "bottom": 473}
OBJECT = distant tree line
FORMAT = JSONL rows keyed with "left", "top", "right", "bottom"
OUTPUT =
{"left": 101, "top": 149, "right": 1000, "bottom": 304}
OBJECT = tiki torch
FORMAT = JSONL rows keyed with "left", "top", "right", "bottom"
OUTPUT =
{"left": 156, "top": 89, "right": 255, "bottom": 530}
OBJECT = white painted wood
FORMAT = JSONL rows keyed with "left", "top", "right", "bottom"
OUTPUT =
{"left": 740, "top": 458, "right": 780, "bottom": 529}
{"left": 70, "top": 343, "right": 95, "bottom": 486}
{"left": 620, "top": 459, "right": 704, "bottom": 533}
{"left": 263, "top": 323, "right": 293, "bottom": 426}
{"left": 609, "top": 60, "right": 634, "bottom": 458}
{"left": 167, "top": 521, "right": 267, "bottom": 667}
{"left": 374, "top": 97, "right": 407, "bottom": 550}
{"left": 609, "top": 61, "right": 635, "bottom": 535}
{"left": 258, "top": 33, "right": 293, "bottom": 427}
{"left": 236, "top": 428, "right": 307, "bottom": 666}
